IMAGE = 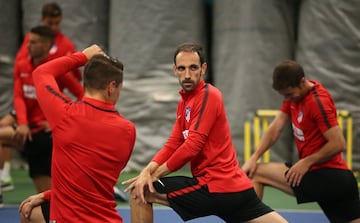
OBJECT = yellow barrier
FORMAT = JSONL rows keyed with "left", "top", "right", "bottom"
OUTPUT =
{"left": 244, "top": 109, "right": 353, "bottom": 168}
{"left": 244, "top": 110, "right": 278, "bottom": 163}
{"left": 337, "top": 110, "right": 353, "bottom": 169}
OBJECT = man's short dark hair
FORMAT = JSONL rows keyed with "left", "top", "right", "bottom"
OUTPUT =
{"left": 83, "top": 54, "right": 124, "bottom": 90}
{"left": 272, "top": 60, "right": 305, "bottom": 91}
{"left": 173, "top": 43, "right": 206, "bottom": 65}
{"left": 30, "top": 25, "right": 56, "bottom": 44}
{"left": 42, "top": 2, "right": 62, "bottom": 18}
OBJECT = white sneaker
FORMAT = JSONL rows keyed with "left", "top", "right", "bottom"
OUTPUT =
{"left": 1, "top": 177, "right": 14, "bottom": 192}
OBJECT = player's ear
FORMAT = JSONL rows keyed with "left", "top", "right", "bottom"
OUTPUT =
{"left": 173, "top": 64, "right": 177, "bottom": 75}
{"left": 107, "top": 81, "right": 116, "bottom": 95}
{"left": 201, "top": 62, "right": 207, "bottom": 76}
{"left": 299, "top": 77, "right": 306, "bottom": 88}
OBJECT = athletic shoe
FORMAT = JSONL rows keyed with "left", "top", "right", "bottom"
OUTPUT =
{"left": 1, "top": 178, "right": 14, "bottom": 192}
{"left": 113, "top": 185, "right": 128, "bottom": 202}
{"left": 0, "top": 194, "right": 4, "bottom": 208}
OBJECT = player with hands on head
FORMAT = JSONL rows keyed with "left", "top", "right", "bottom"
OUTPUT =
{"left": 242, "top": 60, "right": 360, "bottom": 223}
{"left": 19, "top": 44, "right": 136, "bottom": 223}
{"left": 123, "top": 42, "right": 288, "bottom": 223}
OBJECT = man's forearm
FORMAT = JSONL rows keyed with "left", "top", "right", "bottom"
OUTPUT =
{"left": 303, "top": 143, "right": 345, "bottom": 167}
{"left": 143, "top": 161, "right": 160, "bottom": 175}
{"left": 152, "top": 163, "right": 171, "bottom": 179}
{"left": 253, "top": 130, "right": 279, "bottom": 160}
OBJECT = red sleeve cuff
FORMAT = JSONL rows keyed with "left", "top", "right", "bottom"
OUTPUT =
{"left": 75, "top": 52, "right": 88, "bottom": 64}
{"left": 43, "top": 190, "right": 52, "bottom": 201}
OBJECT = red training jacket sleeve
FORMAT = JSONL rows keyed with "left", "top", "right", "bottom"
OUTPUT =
{"left": 152, "top": 119, "right": 184, "bottom": 165}
{"left": 43, "top": 190, "right": 52, "bottom": 201}
{"left": 32, "top": 52, "right": 88, "bottom": 129}
{"left": 166, "top": 131, "right": 207, "bottom": 172}
{"left": 71, "top": 68, "right": 83, "bottom": 81}
{"left": 56, "top": 71, "right": 84, "bottom": 100}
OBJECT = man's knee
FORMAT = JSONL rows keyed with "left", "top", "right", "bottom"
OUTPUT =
{"left": 250, "top": 163, "right": 268, "bottom": 182}
{"left": 20, "top": 213, "right": 29, "bottom": 223}
{"left": 129, "top": 188, "right": 169, "bottom": 207}
{"left": 253, "top": 163, "right": 287, "bottom": 178}
{"left": 129, "top": 189, "right": 142, "bottom": 205}
{"left": 19, "top": 206, "right": 46, "bottom": 223}
{"left": 19, "top": 214, "right": 42, "bottom": 223}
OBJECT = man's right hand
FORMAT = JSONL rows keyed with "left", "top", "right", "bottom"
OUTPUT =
{"left": 123, "top": 168, "right": 157, "bottom": 204}
{"left": 15, "top": 124, "right": 32, "bottom": 145}
{"left": 82, "top": 44, "right": 104, "bottom": 60}
{"left": 241, "top": 156, "right": 258, "bottom": 178}
{"left": 19, "top": 192, "right": 46, "bottom": 219}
